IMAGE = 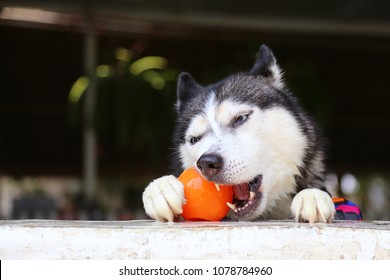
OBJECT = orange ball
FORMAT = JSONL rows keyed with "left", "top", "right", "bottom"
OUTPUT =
{"left": 178, "top": 167, "right": 234, "bottom": 221}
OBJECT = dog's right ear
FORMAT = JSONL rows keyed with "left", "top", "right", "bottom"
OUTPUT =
{"left": 176, "top": 72, "right": 203, "bottom": 112}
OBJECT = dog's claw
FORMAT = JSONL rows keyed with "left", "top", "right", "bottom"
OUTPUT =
{"left": 142, "top": 175, "right": 185, "bottom": 222}
{"left": 291, "top": 188, "right": 335, "bottom": 224}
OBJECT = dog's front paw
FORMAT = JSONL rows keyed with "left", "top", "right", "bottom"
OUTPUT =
{"left": 142, "top": 175, "right": 185, "bottom": 222}
{"left": 291, "top": 189, "right": 335, "bottom": 223}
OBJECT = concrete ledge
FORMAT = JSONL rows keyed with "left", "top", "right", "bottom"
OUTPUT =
{"left": 1, "top": 220, "right": 389, "bottom": 259}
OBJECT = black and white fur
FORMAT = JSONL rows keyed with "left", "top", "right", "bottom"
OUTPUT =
{"left": 142, "top": 44, "right": 335, "bottom": 223}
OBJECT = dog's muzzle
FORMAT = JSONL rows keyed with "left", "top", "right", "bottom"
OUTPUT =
{"left": 196, "top": 153, "right": 263, "bottom": 219}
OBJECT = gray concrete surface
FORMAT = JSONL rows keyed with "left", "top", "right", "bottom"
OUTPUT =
{"left": 0, "top": 219, "right": 389, "bottom": 259}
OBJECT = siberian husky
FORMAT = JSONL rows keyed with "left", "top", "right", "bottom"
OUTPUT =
{"left": 142, "top": 44, "right": 335, "bottom": 223}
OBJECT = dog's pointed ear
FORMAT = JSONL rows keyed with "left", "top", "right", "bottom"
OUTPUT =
{"left": 176, "top": 72, "right": 202, "bottom": 112}
{"left": 249, "top": 44, "right": 284, "bottom": 88}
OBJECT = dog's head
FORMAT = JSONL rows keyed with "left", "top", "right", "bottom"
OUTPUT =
{"left": 174, "top": 45, "right": 308, "bottom": 220}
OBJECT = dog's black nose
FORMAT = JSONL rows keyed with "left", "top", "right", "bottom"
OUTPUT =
{"left": 196, "top": 153, "right": 223, "bottom": 178}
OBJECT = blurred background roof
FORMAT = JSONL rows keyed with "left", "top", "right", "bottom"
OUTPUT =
{"left": 2, "top": 0, "right": 390, "bottom": 37}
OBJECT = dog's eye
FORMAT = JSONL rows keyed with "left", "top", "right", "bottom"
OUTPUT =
{"left": 236, "top": 114, "right": 248, "bottom": 123}
{"left": 189, "top": 136, "right": 201, "bottom": 145}
{"left": 232, "top": 112, "right": 251, "bottom": 127}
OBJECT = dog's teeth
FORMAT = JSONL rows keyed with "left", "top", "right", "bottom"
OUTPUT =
{"left": 215, "top": 183, "right": 221, "bottom": 191}
{"left": 249, "top": 191, "right": 255, "bottom": 200}
{"left": 226, "top": 202, "right": 237, "bottom": 212}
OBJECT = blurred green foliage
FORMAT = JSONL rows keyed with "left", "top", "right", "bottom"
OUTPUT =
{"left": 67, "top": 48, "right": 178, "bottom": 164}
